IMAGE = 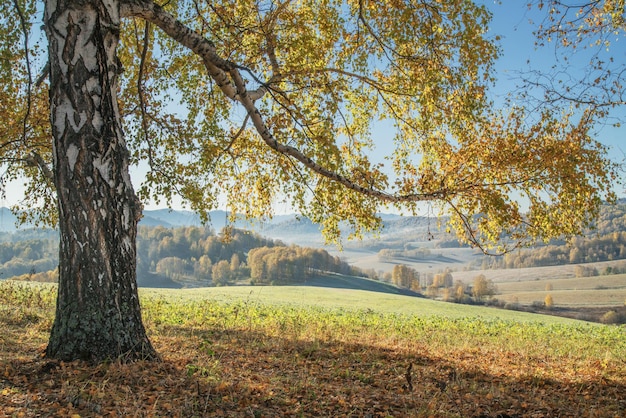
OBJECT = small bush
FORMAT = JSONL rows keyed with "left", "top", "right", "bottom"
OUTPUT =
{"left": 600, "top": 311, "right": 622, "bottom": 325}
{"left": 504, "top": 302, "right": 522, "bottom": 311}
{"left": 531, "top": 300, "right": 544, "bottom": 309}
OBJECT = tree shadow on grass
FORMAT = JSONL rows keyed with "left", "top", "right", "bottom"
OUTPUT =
{"left": 301, "top": 274, "right": 422, "bottom": 297}
{"left": 3, "top": 322, "right": 625, "bottom": 417}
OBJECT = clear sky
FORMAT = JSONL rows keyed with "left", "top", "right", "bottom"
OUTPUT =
{"left": 1, "top": 1, "right": 624, "bottom": 211}
{"left": 485, "top": 0, "right": 625, "bottom": 155}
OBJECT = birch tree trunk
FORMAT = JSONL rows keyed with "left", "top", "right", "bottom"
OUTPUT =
{"left": 44, "top": 0, "right": 157, "bottom": 361}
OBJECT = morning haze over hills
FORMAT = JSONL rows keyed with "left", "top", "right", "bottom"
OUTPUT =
{"left": 2, "top": 201, "right": 626, "bottom": 324}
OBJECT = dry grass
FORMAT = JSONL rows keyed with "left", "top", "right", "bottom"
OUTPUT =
{"left": 497, "top": 275, "right": 626, "bottom": 292}
{"left": 495, "top": 274, "right": 626, "bottom": 308}
{"left": 498, "top": 288, "right": 626, "bottom": 307}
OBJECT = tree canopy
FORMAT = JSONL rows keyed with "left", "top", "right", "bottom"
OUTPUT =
{"left": 0, "top": 0, "right": 621, "bottom": 253}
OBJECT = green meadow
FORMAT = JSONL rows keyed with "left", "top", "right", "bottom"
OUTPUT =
{"left": 141, "top": 284, "right": 587, "bottom": 325}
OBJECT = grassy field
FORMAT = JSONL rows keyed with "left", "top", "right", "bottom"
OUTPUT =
{"left": 1, "top": 280, "right": 625, "bottom": 417}
{"left": 141, "top": 285, "right": 587, "bottom": 325}
{"left": 491, "top": 273, "right": 626, "bottom": 308}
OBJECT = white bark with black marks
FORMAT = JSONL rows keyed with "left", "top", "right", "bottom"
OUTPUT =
{"left": 44, "top": 0, "right": 156, "bottom": 362}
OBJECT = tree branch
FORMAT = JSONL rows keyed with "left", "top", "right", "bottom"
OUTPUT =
{"left": 13, "top": 0, "right": 33, "bottom": 147}
{"left": 25, "top": 151, "right": 54, "bottom": 181}
{"left": 135, "top": 19, "right": 155, "bottom": 167}
{"left": 121, "top": 0, "right": 267, "bottom": 101}
{"left": 121, "top": 0, "right": 446, "bottom": 203}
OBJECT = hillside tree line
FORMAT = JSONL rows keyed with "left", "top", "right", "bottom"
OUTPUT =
{"left": 474, "top": 231, "right": 626, "bottom": 271}
{"left": 3, "top": 226, "right": 357, "bottom": 286}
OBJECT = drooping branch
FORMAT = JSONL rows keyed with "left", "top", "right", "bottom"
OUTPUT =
{"left": 10, "top": 0, "right": 53, "bottom": 183}
{"left": 136, "top": 19, "right": 152, "bottom": 155}
{"left": 118, "top": 0, "right": 606, "bottom": 255}
{"left": 121, "top": 0, "right": 447, "bottom": 204}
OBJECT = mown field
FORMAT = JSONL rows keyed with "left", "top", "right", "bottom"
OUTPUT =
{"left": 1, "top": 280, "right": 625, "bottom": 417}
{"left": 495, "top": 273, "right": 626, "bottom": 307}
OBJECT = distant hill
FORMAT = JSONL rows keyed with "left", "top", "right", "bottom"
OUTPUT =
{"left": 140, "top": 209, "right": 206, "bottom": 228}
{"left": 0, "top": 206, "right": 315, "bottom": 236}
{"left": 0, "top": 207, "right": 340, "bottom": 246}
{"left": 2, "top": 198, "right": 625, "bottom": 253}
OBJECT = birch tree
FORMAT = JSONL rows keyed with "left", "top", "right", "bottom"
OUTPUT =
{"left": 1, "top": 0, "right": 619, "bottom": 361}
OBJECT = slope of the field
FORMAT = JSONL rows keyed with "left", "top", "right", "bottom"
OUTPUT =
{"left": 302, "top": 274, "right": 421, "bottom": 296}
{"left": 140, "top": 284, "right": 588, "bottom": 325}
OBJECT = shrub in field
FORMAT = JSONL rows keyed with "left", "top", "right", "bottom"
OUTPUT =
{"left": 472, "top": 274, "right": 497, "bottom": 301}
{"left": 600, "top": 311, "right": 622, "bottom": 325}
{"left": 531, "top": 300, "right": 544, "bottom": 309}
{"left": 504, "top": 296, "right": 522, "bottom": 311}
{"left": 545, "top": 294, "right": 554, "bottom": 310}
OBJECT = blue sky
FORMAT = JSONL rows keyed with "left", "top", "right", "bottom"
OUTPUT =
{"left": 1, "top": 1, "right": 624, "bottom": 210}
{"left": 485, "top": 1, "right": 625, "bottom": 154}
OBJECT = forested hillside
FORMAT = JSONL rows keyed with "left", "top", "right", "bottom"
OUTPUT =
{"left": 468, "top": 200, "right": 626, "bottom": 272}
{"left": 370, "top": 201, "right": 626, "bottom": 273}
{"left": 470, "top": 232, "right": 626, "bottom": 272}
{"left": 2, "top": 201, "right": 626, "bottom": 285}
{"left": 135, "top": 226, "right": 356, "bottom": 287}
{"left": 0, "top": 229, "right": 58, "bottom": 280}
{"left": 1, "top": 225, "right": 357, "bottom": 287}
